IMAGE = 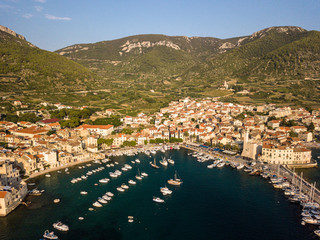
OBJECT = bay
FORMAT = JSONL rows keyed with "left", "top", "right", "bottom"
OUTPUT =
{"left": 0, "top": 148, "right": 315, "bottom": 240}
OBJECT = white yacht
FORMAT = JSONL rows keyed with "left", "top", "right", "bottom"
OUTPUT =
{"left": 106, "top": 192, "right": 114, "bottom": 197}
{"left": 93, "top": 201, "right": 103, "bottom": 207}
{"left": 141, "top": 172, "right": 148, "bottom": 177}
{"left": 117, "top": 187, "right": 125, "bottom": 192}
{"left": 99, "top": 178, "right": 110, "bottom": 183}
{"left": 121, "top": 184, "right": 129, "bottom": 189}
{"left": 53, "top": 221, "right": 69, "bottom": 231}
{"left": 153, "top": 196, "right": 165, "bottom": 203}
{"left": 167, "top": 158, "right": 174, "bottom": 164}
{"left": 98, "top": 197, "right": 108, "bottom": 204}
{"left": 128, "top": 179, "right": 136, "bottom": 185}
{"left": 160, "top": 186, "right": 172, "bottom": 195}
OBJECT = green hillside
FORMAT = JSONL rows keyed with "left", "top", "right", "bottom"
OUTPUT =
{"left": 0, "top": 30, "right": 97, "bottom": 95}
{"left": 1, "top": 25, "right": 320, "bottom": 115}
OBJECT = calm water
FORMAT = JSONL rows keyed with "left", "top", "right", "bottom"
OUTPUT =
{"left": 0, "top": 148, "right": 318, "bottom": 240}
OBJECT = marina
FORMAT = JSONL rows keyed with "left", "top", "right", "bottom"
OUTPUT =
{"left": 0, "top": 146, "right": 319, "bottom": 239}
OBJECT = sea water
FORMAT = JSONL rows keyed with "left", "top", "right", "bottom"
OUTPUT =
{"left": 0, "top": 148, "right": 316, "bottom": 240}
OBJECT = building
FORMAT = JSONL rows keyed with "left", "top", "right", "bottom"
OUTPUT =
{"left": 241, "top": 130, "right": 262, "bottom": 160}
{"left": 261, "top": 144, "right": 311, "bottom": 165}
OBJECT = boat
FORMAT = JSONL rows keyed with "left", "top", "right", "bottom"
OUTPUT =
{"left": 53, "top": 199, "right": 60, "bottom": 204}
{"left": 78, "top": 217, "right": 84, "bottom": 221}
{"left": 207, "top": 163, "right": 215, "bottom": 168}
{"left": 167, "top": 171, "right": 183, "bottom": 186}
{"left": 28, "top": 189, "right": 42, "bottom": 196}
{"left": 117, "top": 187, "right": 125, "bottom": 192}
{"left": 106, "top": 192, "right": 114, "bottom": 197}
{"left": 217, "top": 161, "right": 225, "bottom": 168}
{"left": 28, "top": 183, "right": 35, "bottom": 186}
{"left": 53, "top": 221, "right": 69, "bottom": 231}
{"left": 80, "top": 191, "right": 88, "bottom": 195}
{"left": 99, "top": 178, "right": 110, "bottom": 183}
{"left": 315, "top": 229, "right": 320, "bottom": 237}
{"left": 43, "top": 230, "right": 59, "bottom": 239}
{"left": 167, "top": 158, "right": 174, "bottom": 164}
{"left": 128, "top": 179, "right": 136, "bottom": 185}
{"left": 160, "top": 186, "right": 172, "bottom": 195}
{"left": 121, "top": 184, "right": 129, "bottom": 189}
{"left": 159, "top": 157, "right": 168, "bottom": 166}
{"left": 141, "top": 172, "right": 148, "bottom": 177}
{"left": 93, "top": 201, "right": 103, "bottom": 207}
{"left": 98, "top": 197, "right": 108, "bottom": 204}
{"left": 135, "top": 159, "right": 140, "bottom": 163}
{"left": 236, "top": 163, "right": 244, "bottom": 170}
{"left": 150, "top": 158, "right": 160, "bottom": 169}
{"left": 102, "top": 195, "right": 111, "bottom": 201}
{"left": 45, "top": 174, "right": 51, "bottom": 178}
{"left": 135, "top": 169, "right": 143, "bottom": 180}
{"left": 153, "top": 196, "right": 165, "bottom": 203}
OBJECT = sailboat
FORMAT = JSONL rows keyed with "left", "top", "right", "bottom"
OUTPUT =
{"left": 168, "top": 171, "right": 182, "bottom": 186}
{"left": 159, "top": 157, "right": 168, "bottom": 166}
{"left": 135, "top": 168, "right": 143, "bottom": 180}
{"left": 150, "top": 158, "right": 160, "bottom": 169}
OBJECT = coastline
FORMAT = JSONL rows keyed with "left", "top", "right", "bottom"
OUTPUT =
{"left": 25, "top": 156, "right": 104, "bottom": 181}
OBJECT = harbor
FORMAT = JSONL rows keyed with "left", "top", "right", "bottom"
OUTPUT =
{"left": 0, "top": 146, "right": 317, "bottom": 240}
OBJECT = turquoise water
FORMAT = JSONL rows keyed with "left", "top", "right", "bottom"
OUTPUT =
{"left": 0, "top": 148, "right": 316, "bottom": 240}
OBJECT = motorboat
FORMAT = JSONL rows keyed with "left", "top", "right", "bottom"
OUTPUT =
{"left": 80, "top": 191, "right": 88, "bottom": 195}
{"left": 45, "top": 174, "right": 51, "bottom": 178}
{"left": 98, "top": 197, "right": 108, "bottom": 204}
{"left": 236, "top": 163, "right": 244, "bottom": 170}
{"left": 53, "top": 199, "right": 60, "bottom": 204}
{"left": 315, "top": 229, "right": 320, "bottom": 237}
{"left": 93, "top": 201, "right": 103, "bottom": 207}
{"left": 53, "top": 221, "right": 69, "bottom": 231}
{"left": 106, "top": 192, "right": 114, "bottom": 197}
{"left": 128, "top": 179, "right": 136, "bottom": 185}
{"left": 153, "top": 196, "right": 165, "bottom": 203}
{"left": 43, "top": 230, "right": 58, "bottom": 239}
{"left": 121, "top": 184, "right": 129, "bottom": 189}
{"left": 167, "top": 171, "right": 183, "bottom": 186}
{"left": 102, "top": 195, "right": 111, "bottom": 201}
{"left": 141, "top": 172, "right": 148, "bottom": 177}
{"left": 117, "top": 187, "right": 125, "bottom": 192}
{"left": 99, "top": 178, "right": 110, "bottom": 183}
{"left": 135, "top": 159, "right": 140, "bottom": 163}
{"left": 167, "top": 158, "right": 174, "bottom": 164}
{"left": 28, "top": 189, "right": 42, "bottom": 196}
{"left": 160, "top": 186, "right": 172, "bottom": 195}
{"left": 121, "top": 167, "right": 128, "bottom": 171}
{"left": 124, "top": 164, "right": 132, "bottom": 169}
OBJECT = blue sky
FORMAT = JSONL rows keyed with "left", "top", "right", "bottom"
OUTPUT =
{"left": 0, "top": 0, "right": 319, "bottom": 51}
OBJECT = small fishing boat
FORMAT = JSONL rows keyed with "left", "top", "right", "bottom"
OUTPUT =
{"left": 53, "top": 221, "right": 69, "bottom": 231}
{"left": 153, "top": 196, "right": 165, "bottom": 203}
{"left": 43, "top": 230, "right": 58, "bottom": 239}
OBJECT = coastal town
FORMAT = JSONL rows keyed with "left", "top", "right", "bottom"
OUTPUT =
{"left": 0, "top": 97, "right": 319, "bottom": 217}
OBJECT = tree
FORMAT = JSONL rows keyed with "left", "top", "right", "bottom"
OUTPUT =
{"left": 289, "top": 130, "right": 298, "bottom": 138}
{"left": 183, "top": 131, "right": 189, "bottom": 137}
{"left": 308, "top": 122, "right": 315, "bottom": 132}
{"left": 144, "top": 140, "right": 148, "bottom": 145}
{"left": 46, "top": 130, "right": 56, "bottom": 136}
{"left": 122, "top": 140, "right": 137, "bottom": 147}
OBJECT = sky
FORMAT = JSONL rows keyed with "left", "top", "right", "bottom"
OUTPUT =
{"left": 0, "top": 0, "right": 319, "bottom": 51}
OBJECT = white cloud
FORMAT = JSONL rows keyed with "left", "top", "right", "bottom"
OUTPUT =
{"left": 34, "top": 0, "right": 46, "bottom": 3}
{"left": 0, "top": 4, "right": 13, "bottom": 9}
{"left": 22, "top": 13, "right": 33, "bottom": 19}
{"left": 45, "top": 14, "right": 71, "bottom": 21}
{"left": 35, "top": 6, "right": 43, "bottom": 12}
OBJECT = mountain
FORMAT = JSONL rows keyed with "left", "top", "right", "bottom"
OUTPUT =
{"left": 0, "top": 26, "right": 96, "bottom": 95}
{"left": 0, "top": 25, "right": 319, "bottom": 115}
{"left": 56, "top": 26, "right": 320, "bottom": 110}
